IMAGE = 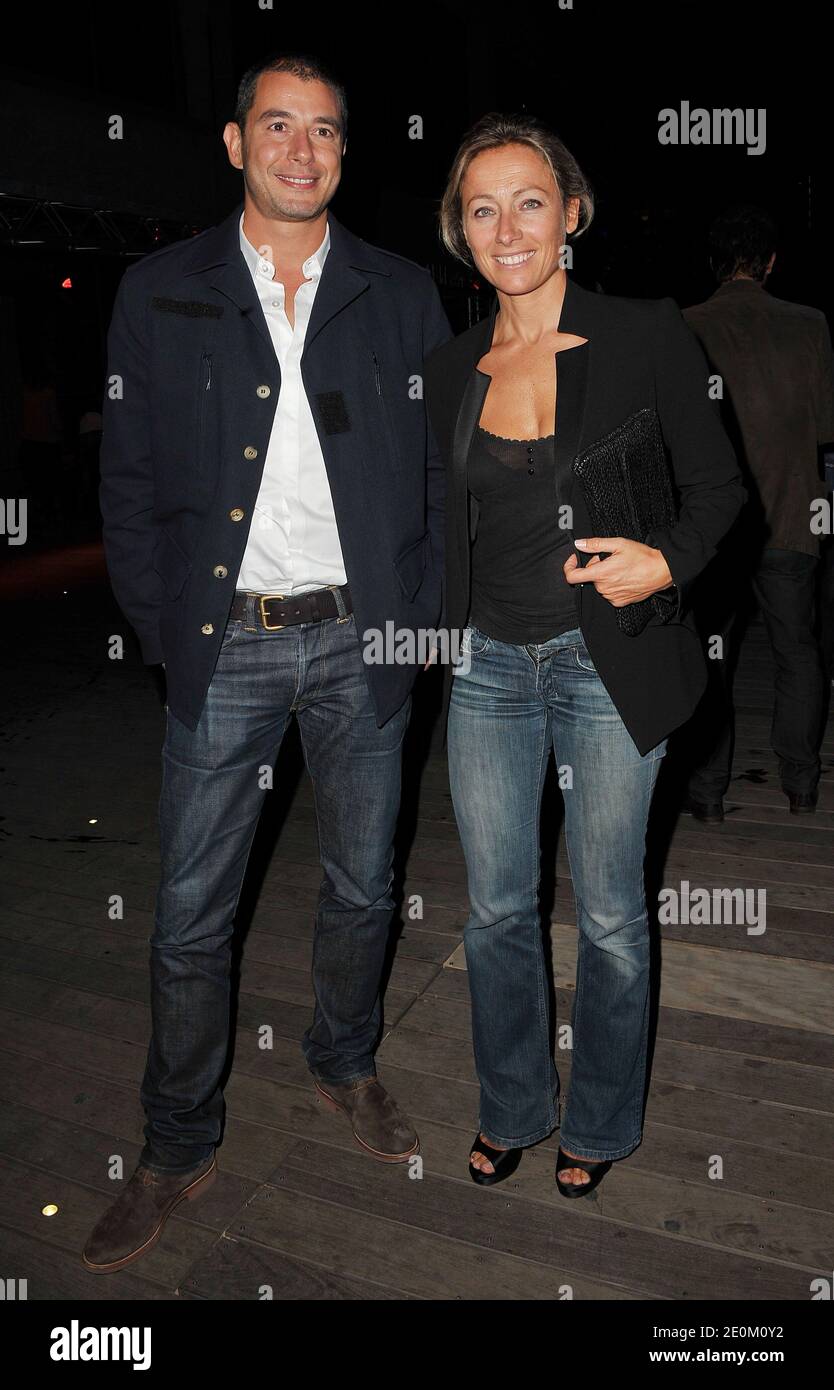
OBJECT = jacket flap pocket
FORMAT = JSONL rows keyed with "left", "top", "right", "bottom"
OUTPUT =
{"left": 152, "top": 529, "right": 192, "bottom": 599}
{"left": 393, "top": 532, "right": 429, "bottom": 602}
{"left": 151, "top": 296, "right": 224, "bottom": 318}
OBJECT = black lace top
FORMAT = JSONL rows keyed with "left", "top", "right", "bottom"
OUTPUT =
{"left": 467, "top": 425, "right": 579, "bottom": 645}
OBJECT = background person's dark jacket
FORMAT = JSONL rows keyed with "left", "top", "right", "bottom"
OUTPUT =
{"left": 683, "top": 277, "right": 834, "bottom": 558}
{"left": 424, "top": 275, "right": 746, "bottom": 755}
{"left": 99, "top": 201, "right": 452, "bottom": 731}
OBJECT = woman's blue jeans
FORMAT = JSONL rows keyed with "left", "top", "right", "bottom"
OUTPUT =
{"left": 447, "top": 624, "right": 666, "bottom": 1158}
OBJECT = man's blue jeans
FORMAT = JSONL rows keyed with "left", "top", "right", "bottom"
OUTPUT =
{"left": 139, "top": 601, "right": 409, "bottom": 1173}
{"left": 447, "top": 625, "right": 666, "bottom": 1159}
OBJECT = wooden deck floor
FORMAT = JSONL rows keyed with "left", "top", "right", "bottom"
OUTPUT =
{"left": 1, "top": 578, "right": 833, "bottom": 1301}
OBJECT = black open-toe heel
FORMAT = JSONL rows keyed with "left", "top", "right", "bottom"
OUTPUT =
{"left": 555, "top": 1146, "right": 612, "bottom": 1198}
{"left": 468, "top": 1132, "right": 523, "bottom": 1186}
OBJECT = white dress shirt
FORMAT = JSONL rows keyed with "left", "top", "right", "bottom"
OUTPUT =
{"left": 235, "top": 213, "right": 348, "bottom": 594}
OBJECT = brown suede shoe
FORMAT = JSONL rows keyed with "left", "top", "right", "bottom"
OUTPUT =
{"left": 81, "top": 1155, "right": 217, "bottom": 1274}
{"left": 315, "top": 1077, "right": 419, "bottom": 1162}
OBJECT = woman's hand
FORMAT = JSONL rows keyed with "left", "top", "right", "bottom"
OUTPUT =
{"left": 563, "top": 537, "right": 674, "bottom": 606}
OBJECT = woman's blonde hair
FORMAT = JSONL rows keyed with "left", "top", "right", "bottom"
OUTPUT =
{"left": 439, "top": 111, "right": 594, "bottom": 265}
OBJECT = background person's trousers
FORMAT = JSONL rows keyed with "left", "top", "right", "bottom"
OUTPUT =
{"left": 687, "top": 547, "right": 825, "bottom": 801}
{"left": 139, "top": 605, "right": 409, "bottom": 1173}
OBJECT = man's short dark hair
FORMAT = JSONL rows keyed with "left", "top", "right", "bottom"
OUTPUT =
{"left": 233, "top": 52, "right": 347, "bottom": 143}
{"left": 708, "top": 204, "right": 778, "bottom": 282}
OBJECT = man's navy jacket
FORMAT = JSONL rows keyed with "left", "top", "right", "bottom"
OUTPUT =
{"left": 99, "top": 200, "right": 452, "bottom": 730}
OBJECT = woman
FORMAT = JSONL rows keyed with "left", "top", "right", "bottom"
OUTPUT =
{"left": 423, "top": 114, "right": 745, "bottom": 1194}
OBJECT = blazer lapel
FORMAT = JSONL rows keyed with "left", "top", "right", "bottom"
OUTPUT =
{"left": 182, "top": 203, "right": 275, "bottom": 356}
{"left": 182, "top": 204, "right": 378, "bottom": 360}
{"left": 554, "top": 339, "right": 590, "bottom": 520}
{"left": 554, "top": 272, "right": 595, "bottom": 475}
{"left": 207, "top": 259, "right": 274, "bottom": 355}
{"left": 302, "top": 215, "right": 377, "bottom": 356}
{"left": 451, "top": 357, "right": 491, "bottom": 501}
{"left": 451, "top": 295, "right": 498, "bottom": 477}
{"left": 449, "top": 275, "right": 599, "bottom": 554}
{"left": 554, "top": 276, "right": 605, "bottom": 538}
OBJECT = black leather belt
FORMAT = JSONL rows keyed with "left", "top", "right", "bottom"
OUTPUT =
{"left": 229, "top": 585, "right": 353, "bottom": 631}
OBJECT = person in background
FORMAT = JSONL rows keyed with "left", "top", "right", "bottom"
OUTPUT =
{"left": 681, "top": 205, "right": 834, "bottom": 820}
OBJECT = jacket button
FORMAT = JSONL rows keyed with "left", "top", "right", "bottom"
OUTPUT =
{"left": 243, "top": 445, "right": 258, "bottom": 459}
{"left": 256, "top": 385, "right": 271, "bottom": 399}
{"left": 229, "top": 508, "right": 245, "bottom": 522}
{"left": 213, "top": 564, "right": 228, "bottom": 578}
{"left": 201, "top": 623, "right": 214, "bottom": 635}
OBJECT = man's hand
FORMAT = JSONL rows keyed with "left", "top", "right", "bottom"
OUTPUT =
{"left": 564, "top": 537, "right": 674, "bottom": 606}
{"left": 423, "top": 648, "right": 438, "bottom": 673}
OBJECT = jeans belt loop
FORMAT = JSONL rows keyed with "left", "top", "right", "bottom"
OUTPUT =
{"left": 329, "top": 584, "right": 350, "bottom": 621}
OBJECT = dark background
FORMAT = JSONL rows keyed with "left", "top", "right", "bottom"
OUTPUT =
{"left": 0, "top": 0, "right": 829, "bottom": 515}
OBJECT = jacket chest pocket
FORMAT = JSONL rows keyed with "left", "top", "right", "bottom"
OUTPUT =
{"left": 194, "top": 351, "right": 213, "bottom": 458}
{"left": 369, "top": 349, "right": 409, "bottom": 471}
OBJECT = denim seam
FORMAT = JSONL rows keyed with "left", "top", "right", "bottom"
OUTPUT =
{"left": 554, "top": 1133, "right": 642, "bottom": 1162}
{"left": 142, "top": 1154, "right": 214, "bottom": 1175}
{"left": 562, "top": 791, "right": 584, "bottom": 1154}
{"left": 479, "top": 1117, "right": 558, "bottom": 1149}
{"left": 313, "top": 1067, "right": 377, "bottom": 1088}
{"left": 531, "top": 697, "right": 557, "bottom": 1137}
{"left": 629, "top": 746, "right": 661, "bottom": 1140}
{"left": 557, "top": 670, "right": 658, "bottom": 1161}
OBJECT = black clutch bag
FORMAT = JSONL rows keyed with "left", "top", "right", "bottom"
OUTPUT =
{"left": 572, "top": 407, "right": 678, "bottom": 636}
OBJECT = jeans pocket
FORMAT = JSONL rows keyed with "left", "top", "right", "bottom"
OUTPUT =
{"left": 461, "top": 625, "right": 492, "bottom": 657}
{"left": 574, "top": 641, "right": 596, "bottom": 672}
{"left": 219, "top": 618, "right": 242, "bottom": 650}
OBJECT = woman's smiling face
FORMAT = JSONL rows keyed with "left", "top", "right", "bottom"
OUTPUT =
{"left": 460, "top": 142, "right": 580, "bottom": 294}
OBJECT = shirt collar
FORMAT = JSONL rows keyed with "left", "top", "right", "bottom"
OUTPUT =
{"left": 239, "top": 211, "right": 330, "bottom": 283}
{"left": 712, "top": 277, "right": 766, "bottom": 295}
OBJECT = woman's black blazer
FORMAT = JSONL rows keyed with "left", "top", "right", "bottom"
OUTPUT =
{"left": 423, "top": 275, "right": 746, "bottom": 755}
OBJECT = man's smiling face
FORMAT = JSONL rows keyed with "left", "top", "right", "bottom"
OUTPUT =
{"left": 224, "top": 71, "right": 344, "bottom": 223}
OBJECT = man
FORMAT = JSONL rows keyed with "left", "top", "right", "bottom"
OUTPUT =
{"left": 681, "top": 204, "right": 834, "bottom": 821}
{"left": 83, "top": 52, "right": 451, "bottom": 1273}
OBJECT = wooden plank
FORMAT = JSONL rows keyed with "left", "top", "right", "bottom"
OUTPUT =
{"left": 0, "top": 1003, "right": 442, "bottom": 1113}
{"left": 444, "top": 925, "right": 834, "bottom": 1035}
{"left": 297, "top": 1117, "right": 834, "bottom": 1278}
{"left": 0, "top": 925, "right": 439, "bottom": 1007}
{"left": 360, "top": 1056, "right": 834, "bottom": 1180}
{"left": 261, "top": 1139, "right": 813, "bottom": 1300}
{"left": 228, "top": 1179, "right": 644, "bottom": 1301}
{"left": 328, "top": 1113, "right": 834, "bottom": 1268}
{"left": 401, "top": 985, "right": 834, "bottom": 1067}
{"left": 0, "top": 957, "right": 416, "bottom": 1055}
{"left": 0, "top": 1052, "right": 303, "bottom": 1184}
{"left": 377, "top": 1019, "right": 834, "bottom": 1113}
{"left": 0, "top": 1102, "right": 256, "bottom": 1235}
{"left": 0, "top": 1154, "right": 218, "bottom": 1291}
{"left": 181, "top": 1231, "right": 416, "bottom": 1300}
{"left": 0, "top": 1223, "right": 178, "bottom": 1300}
